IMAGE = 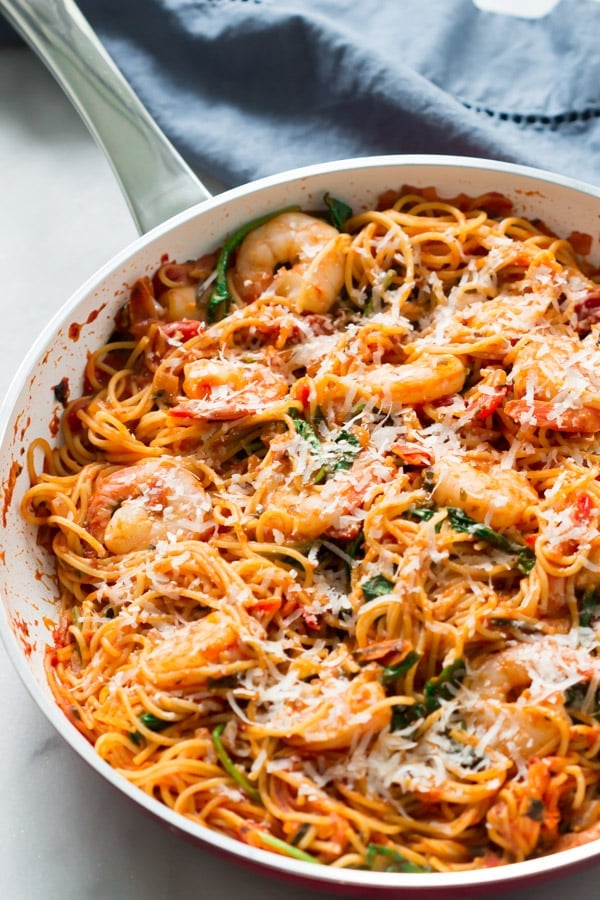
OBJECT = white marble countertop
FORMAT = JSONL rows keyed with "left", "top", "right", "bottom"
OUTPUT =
{"left": 2, "top": 44, "right": 600, "bottom": 900}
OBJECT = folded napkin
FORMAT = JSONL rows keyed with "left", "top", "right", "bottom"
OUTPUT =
{"left": 3, "top": 0, "right": 600, "bottom": 188}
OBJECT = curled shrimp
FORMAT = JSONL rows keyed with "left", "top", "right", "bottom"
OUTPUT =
{"left": 467, "top": 639, "right": 590, "bottom": 701}
{"left": 465, "top": 638, "right": 600, "bottom": 759}
{"left": 285, "top": 668, "right": 391, "bottom": 752}
{"left": 141, "top": 610, "right": 246, "bottom": 689}
{"left": 87, "top": 457, "right": 213, "bottom": 554}
{"left": 505, "top": 399, "right": 600, "bottom": 434}
{"left": 248, "top": 666, "right": 391, "bottom": 752}
{"left": 431, "top": 455, "right": 537, "bottom": 532}
{"left": 552, "top": 818, "right": 600, "bottom": 852}
{"left": 171, "top": 357, "right": 289, "bottom": 421}
{"left": 360, "top": 354, "right": 467, "bottom": 407}
{"left": 486, "top": 758, "right": 561, "bottom": 862}
{"left": 233, "top": 211, "right": 350, "bottom": 313}
{"left": 256, "top": 448, "right": 395, "bottom": 543}
{"left": 505, "top": 332, "right": 600, "bottom": 433}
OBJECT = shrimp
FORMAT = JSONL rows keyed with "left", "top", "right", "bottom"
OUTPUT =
{"left": 464, "top": 638, "right": 600, "bottom": 759}
{"left": 282, "top": 668, "right": 391, "bottom": 752}
{"left": 360, "top": 354, "right": 467, "bottom": 407}
{"left": 472, "top": 637, "right": 600, "bottom": 703}
{"left": 504, "top": 399, "right": 600, "bottom": 434}
{"left": 141, "top": 611, "right": 246, "bottom": 689}
{"left": 257, "top": 449, "right": 395, "bottom": 543}
{"left": 171, "top": 357, "right": 289, "bottom": 421}
{"left": 233, "top": 211, "right": 350, "bottom": 313}
{"left": 552, "top": 818, "right": 600, "bottom": 852}
{"left": 486, "top": 758, "right": 561, "bottom": 862}
{"left": 505, "top": 332, "right": 600, "bottom": 433}
{"left": 431, "top": 456, "right": 537, "bottom": 532}
{"left": 87, "top": 458, "right": 213, "bottom": 554}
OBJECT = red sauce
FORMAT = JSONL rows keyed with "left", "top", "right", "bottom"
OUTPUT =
{"left": 11, "top": 611, "right": 35, "bottom": 657}
{"left": 1, "top": 460, "right": 22, "bottom": 527}
{"left": 68, "top": 303, "right": 107, "bottom": 341}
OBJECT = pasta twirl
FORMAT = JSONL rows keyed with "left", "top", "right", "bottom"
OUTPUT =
{"left": 22, "top": 189, "right": 600, "bottom": 873}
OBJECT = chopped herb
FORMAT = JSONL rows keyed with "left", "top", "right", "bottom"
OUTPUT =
{"left": 234, "top": 437, "right": 266, "bottom": 460}
{"left": 206, "top": 674, "right": 239, "bottom": 689}
{"left": 424, "top": 658, "right": 466, "bottom": 711}
{"left": 525, "top": 798, "right": 545, "bottom": 822}
{"left": 312, "top": 405, "right": 327, "bottom": 427}
{"left": 362, "top": 296, "right": 374, "bottom": 317}
{"left": 382, "top": 650, "right": 420, "bottom": 684}
{"left": 212, "top": 723, "right": 261, "bottom": 802}
{"left": 52, "top": 377, "right": 70, "bottom": 406}
{"left": 292, "top": 417, "right": 327, "bottom": 483}
{"left": 257, "top": 831, "right": 321, "bottom": 864}
{"left": 422, "top": 468, "right": 436, "bottom": 493}
{"left": 488, "top": 617, "right": 540, "bottom": 635}
{"left": 289, "top": 822, "right": 311, "bottom": 846}
{"left": 331, "top": 429, "right": 361, "bottom": 471}
{"left": 391, "top": 701, "right": 427, "bottom": 731}
{"left": 138, "top": 712, "right": 172, "bottom": 732}
{"left": 128, "top": 730, "right": 143, "bottom": 747}
{"left": 446, "top": 507, "right": 536, "bottom": 574}
{"left": 403, "top": 506, "right": 436, "bottom": 522}
{"left": 565, "top": 681, "right": 600, "bottom": 719}
{"left": 293, "top": 417, "right": 322, "bottom": 453}
{"left": 579, "top": 587, "right": 600, "bottom": 627}
{"left": 292, "top": 415, "right": 320, "bottom": 450}
{"left": 365, "top": 843, "right": 432, "bottom": 873}
{"left": 324, "top": 192, "right": 352, "bottom": 231}
{"left": 516, "top": 546, "right": 537, "bottom": 575}
{"left": 207, "top": 205, "right": 300, "bottom": 322}
{"left": 344, "top": 528, "right": 365, "bottom": 562}
{"left": 292, "top": 416, "right": 360, "bottom": 482}
{"left": 390, "top": 658, "right": 465, "bottom": 732}
{"left": 361, "top": 573, "right": 395, "bottom": 601}
{"left": 152, "top": 389, "right": 168, "bottom": 406}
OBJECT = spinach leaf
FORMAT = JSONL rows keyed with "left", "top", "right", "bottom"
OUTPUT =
{"left": 365, "top": 843, "right": 432, "bottom": 873}
{"left": 344, "top": 528, "right": 365, "bottom": 562}
{"left": 138, "top": 712, "right": 172, "bottom": 732}
{"left": 446, "top": 507, "right": 535, "bottom": 574}
{"left": 525, "top": 798, "right": 545, "bottom": 822}
{"left": 382, "top": 650, "right": 420, "bottom": 684}
{"left": 292, "top": 415, "right": 360, "bottom": 483}
{"left": 361, "top": 573, "right": 395, "bottom": 601}
{"left": 390, "top": 658, "right": 465, "bottom": 731}
{"left": 565, "top": 682, "right": 600, "bottom": 719}
{"left": 324, "top": 192, "right": 352, "bottom": 231}
{"left": 579, "top": 587, "right": 600, "bottom": 627}
{"left": 390, "top": 701, "right": 427, "bottom": 731}
{"left": 207, "top": 205, "right": 300, "bottom": 322}
{"left": 424, "top": 658, "right": 466, "bottom": 711}
{"left": 129, "top": 711, "right": 173, "bottom": 745}
{"left": 256, "top": 832, "right": 321, "bottom": 865}
{"left": 212, "top": 723, "right": 262, "bottom": 802}
{"left": 292, "top": 417, "right": 327, "bottom": 482}
{"left": 402, "top": 506, "right": 436, "bottom": 523}
{"left": 330, "top": 429, "right": 361, "bottom": 471}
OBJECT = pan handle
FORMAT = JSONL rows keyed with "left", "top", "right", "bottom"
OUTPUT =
{"left": 1, "top": 0, "right": 214, "bottom": 234}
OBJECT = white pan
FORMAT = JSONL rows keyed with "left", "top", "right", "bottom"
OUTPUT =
{"left": 2, "top": 0, "right": 600, "bottom": 895}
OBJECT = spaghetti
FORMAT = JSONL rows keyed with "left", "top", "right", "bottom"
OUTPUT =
{"left": 22, "top": 188, "right": 600, "bottom": 872}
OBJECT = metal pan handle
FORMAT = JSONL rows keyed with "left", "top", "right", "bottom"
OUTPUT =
{"left": 1, "top": 0, "right": 213, "bottom": 233}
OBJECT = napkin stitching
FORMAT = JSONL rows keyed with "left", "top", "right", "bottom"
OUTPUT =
{"left": 464, "top": 102, "right": 600, "bottom": 127}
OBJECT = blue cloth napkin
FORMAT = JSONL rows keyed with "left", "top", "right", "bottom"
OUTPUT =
{"left": 3, "top": 0, "right": 600, "bottom": 188}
